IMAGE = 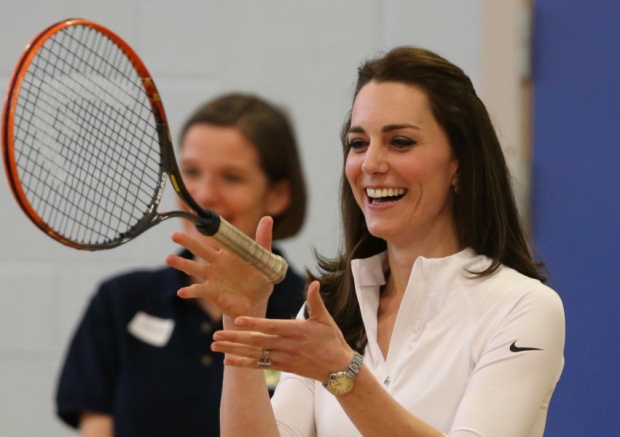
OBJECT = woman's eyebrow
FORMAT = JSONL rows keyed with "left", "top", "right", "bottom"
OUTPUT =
{"left": 347, "top": 126, "right": 365, "bottom": 134}
{"left": 381, "top": 123, "right": 421, "bottom": 132}
{"left": 347, "top": 123, "right": 421, "bottom": 134}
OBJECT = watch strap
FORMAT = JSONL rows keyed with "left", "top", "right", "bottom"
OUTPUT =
{"left": 346, "top": 351, "right": 363, "bottom": 378}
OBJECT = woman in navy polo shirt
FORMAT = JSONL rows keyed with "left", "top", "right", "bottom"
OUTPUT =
{"left": 55, "top": 93, "right": 308, "bottom": 437}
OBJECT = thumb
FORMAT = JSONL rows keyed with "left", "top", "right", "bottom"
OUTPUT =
{"left": 256, "top": 216, "right": 274, "bottom": 251}
{"left": 306, "top": 280, "right": 332, "bottom": 323}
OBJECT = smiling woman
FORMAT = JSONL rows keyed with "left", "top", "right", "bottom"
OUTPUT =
{"left": 165, "top": 47, "right": 565, "bottom": 437}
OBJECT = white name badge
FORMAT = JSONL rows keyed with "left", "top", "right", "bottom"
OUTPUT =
{"left": 128, "top": 311, "right": 175, "bottom": 347}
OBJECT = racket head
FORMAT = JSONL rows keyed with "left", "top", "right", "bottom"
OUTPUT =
{"left": 2, "top": 18, "right": 171, "bottom": 250}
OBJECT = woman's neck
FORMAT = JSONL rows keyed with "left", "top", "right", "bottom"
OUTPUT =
{"left": 385, "top": 231, "right": 462, "bottom": 297}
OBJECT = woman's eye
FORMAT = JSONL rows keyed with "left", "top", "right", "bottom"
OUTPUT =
{"left": 223, "top": 173, "right": 244, "bottom": 184}
{"left": 347, "top": 138, "right": 367, "bottom": 150}
{"left": 392, "top": 137, "right": 416, "bottom": 149}
{"left": 181, "top": 167, "right": 201, "bottom": 178}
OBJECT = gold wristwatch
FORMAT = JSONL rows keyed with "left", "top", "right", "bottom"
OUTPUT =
{"left": 323, "top": 351, "right": 364, "bottom": 396}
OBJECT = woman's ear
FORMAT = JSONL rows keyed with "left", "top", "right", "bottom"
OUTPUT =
{"left": 265, "top": 179, "right": 291, "bottom": 216}
{"left": 451, "top": 166, "right": 459, "bottom": 193}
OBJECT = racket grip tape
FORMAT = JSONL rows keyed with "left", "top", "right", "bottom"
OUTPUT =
{"left": 208, "top": 217, "right": 289, "bottom": 284}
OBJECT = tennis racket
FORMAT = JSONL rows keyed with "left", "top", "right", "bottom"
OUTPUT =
{"left": 1, "top": 18, "right": 288, "bottom": 283}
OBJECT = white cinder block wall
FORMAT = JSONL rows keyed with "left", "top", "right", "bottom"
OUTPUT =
{"left": 0, "top": 1, "right": 517, "bottom": 435}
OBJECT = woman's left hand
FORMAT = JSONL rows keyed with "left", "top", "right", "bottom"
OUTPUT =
{"left": 211, "top": 281, "right": 355, "bottom": 384}
{"left": 165, "top": 217, "right": 275, "bottom": 319}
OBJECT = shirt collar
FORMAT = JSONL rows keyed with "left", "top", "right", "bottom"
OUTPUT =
{"left": 351, "top": 247, "right": 488, "bottom": 296}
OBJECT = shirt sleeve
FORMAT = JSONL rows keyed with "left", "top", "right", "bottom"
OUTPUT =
{"left": 271, "top": 371, "right": 317, "bottom": 437}
{"left": 55, "top": 284, "right": 119, "bottom": 428}
{"left": 448, "top": 284, "right": 565, "bottom": 437}
{"left": 269, "top": 305, "right": 317, "bottom": 437}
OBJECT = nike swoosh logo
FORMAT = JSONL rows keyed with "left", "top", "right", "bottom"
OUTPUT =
{"left": 510, "top": 341, "right": 542, "bottom": 353}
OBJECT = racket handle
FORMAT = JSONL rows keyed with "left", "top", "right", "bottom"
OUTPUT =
{"left": 208, "top": 217, "right": 289, "bottom": 284}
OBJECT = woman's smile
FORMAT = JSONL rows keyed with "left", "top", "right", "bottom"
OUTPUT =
{"left": 365, "top": 187, "right": 407, "bottom": 204}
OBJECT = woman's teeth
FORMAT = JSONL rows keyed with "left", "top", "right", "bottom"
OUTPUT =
{"left": 366, "top": 188, "right": 406, "bottom": 203}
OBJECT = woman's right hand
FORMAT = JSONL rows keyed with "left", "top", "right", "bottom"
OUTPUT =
{"left": 212, "top": 281, "right": 355, "bottom": 385}
{"left": 165, "top": 216, "right": 276, "bottom": 319}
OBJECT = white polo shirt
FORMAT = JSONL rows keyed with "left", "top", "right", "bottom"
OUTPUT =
{"left": 272, "top": 248, "right": 565, "bottom": 437}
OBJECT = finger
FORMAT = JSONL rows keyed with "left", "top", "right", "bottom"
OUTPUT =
{"left": 232, "top": 316, "right": 303, "bottom": 337}
{"left": 222, "top": 355, "right": 275, "bottom": 369}
{"left": 171, "top": 231, "right": 219, "bottom": 262}
{"left": 165, "top": 253, "right": 206, "bottom": 279}
{"left": 211, "top": 340, "right": 265, "bottom": 360}
{"left": 175, "top": 282, "right": 219, "bottom": 300}
{"left": 305, "top": 281, "right": 331, "bottom": 322}
{"left": 212, "top": 340, "right": 281, "bottom": 370}
{"left": 213, "top": 328, "right": 280, "bottom": 346}
{"left": 255, "top": 216, "right": 274, "bottom": 251}
{"left": 195, "top": 233, "right": 222, "bottom": 251}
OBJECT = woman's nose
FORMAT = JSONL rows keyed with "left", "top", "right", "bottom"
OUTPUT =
{"left": 361, "top": 143, "right": 389, "bottom": 175}
{"left": 189, "top": 178, "right": 219, "bottom": 208}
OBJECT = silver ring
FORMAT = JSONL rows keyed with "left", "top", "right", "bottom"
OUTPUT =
{"left": 257, "top": 348, "right": 271, "bottom": 368}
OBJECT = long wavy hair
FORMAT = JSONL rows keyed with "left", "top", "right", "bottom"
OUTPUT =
{"left": 309, "top": 46, "right": 546, "bottom": 352}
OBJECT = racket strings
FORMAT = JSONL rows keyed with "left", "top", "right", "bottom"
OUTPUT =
{"left": 12, "top": 24, "right": 162, "bottom": 245}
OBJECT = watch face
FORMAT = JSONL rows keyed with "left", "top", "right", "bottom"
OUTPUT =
{"left": 328, "top": 373, "right": 354, "bottom": 395}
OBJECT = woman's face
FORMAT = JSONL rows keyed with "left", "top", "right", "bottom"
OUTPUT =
{"left": 345, "top": 81, "right": 459, "bottom": 250}
{"left": 178, "top": 124, "right": 290, "bottom": 240}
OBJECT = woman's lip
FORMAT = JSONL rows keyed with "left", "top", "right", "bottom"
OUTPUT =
{"left": 365, "top": 193, "right": 406, "bottom": 208}
{"left": 366, "top": 196, "right": 402, "bottom": 206}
